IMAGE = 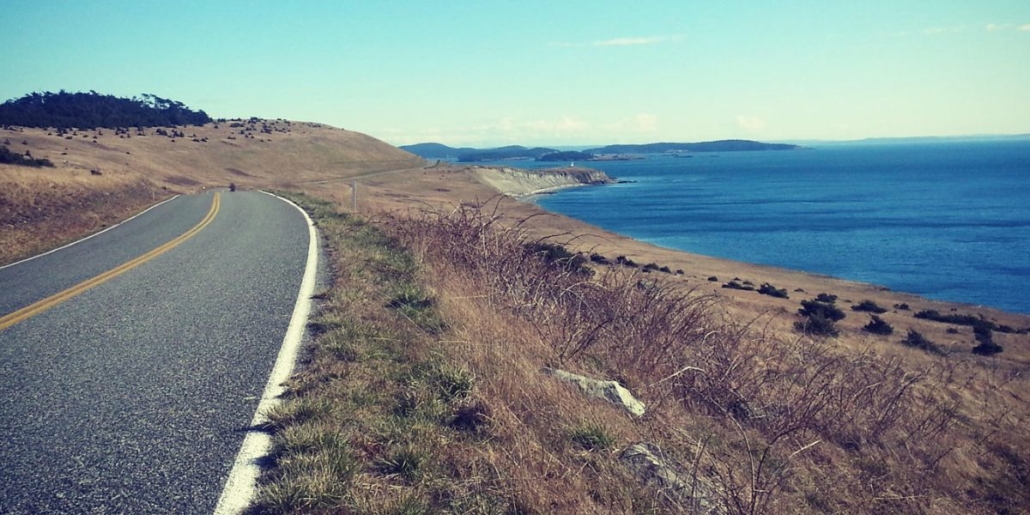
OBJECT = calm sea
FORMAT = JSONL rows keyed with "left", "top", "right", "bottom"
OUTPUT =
{"left": 497, "top": 140, "right": 1030, "bottom": 314}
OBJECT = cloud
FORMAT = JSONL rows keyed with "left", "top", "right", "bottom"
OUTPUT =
{"left": 603, "top": 113, "right": 659, "bottom": 133}
{"left": 736, "top": 115, "right": 766, "bottom": 132}
{"left": 1020, "top": 24, "right": 1030, "bottom": 31}
{"left": 984, "top": 23, "right": 1016, "bottom": 32}
{"left": 594, "top": 36, "right": 667, "bottom": 47}
{"left": 922, "top": 26, "right": 962, "bottom": 35}
{"left": 552, "top": 35, "right": 683, "bottom": 48}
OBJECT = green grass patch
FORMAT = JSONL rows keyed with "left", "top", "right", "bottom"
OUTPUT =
{"left": 250, "top": 192, "right": 481, "bottom": 514}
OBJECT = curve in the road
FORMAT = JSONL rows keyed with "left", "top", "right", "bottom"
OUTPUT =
{"left": 0, "top": 190, "right": 316, "bottom": 514}
{"left": 0, "top": 193, "right": 221, "bottom": 331}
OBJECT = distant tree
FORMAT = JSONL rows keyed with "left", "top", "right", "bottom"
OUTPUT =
{"left": 0, "top": 91, "right": 212, "bottom": 129}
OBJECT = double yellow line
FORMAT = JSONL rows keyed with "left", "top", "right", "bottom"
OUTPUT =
{"left": 0, "top": 193, "right": 221, "bottom": 332}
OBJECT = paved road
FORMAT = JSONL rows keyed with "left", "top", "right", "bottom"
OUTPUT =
{"left": 0, "top": 190, "right": 313, "bottom": 513}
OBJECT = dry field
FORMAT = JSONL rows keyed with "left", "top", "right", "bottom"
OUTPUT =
{"left": 0, "top": 120, "right": 422, "bottom": 263}
{"left": 3, "top": 122, "right": 1028, "bottom": 513}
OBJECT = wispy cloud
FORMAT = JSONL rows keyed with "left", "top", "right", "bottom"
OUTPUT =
{"left": 594, "top": 35, "right": 672, "bottom": 47}
{"left": 550, "top": 35, "right": 683, "bottom": 48}
{"left": 603, "top": 113, "right": 659, "bottom": 133}
{"left": 980, "top": 22, "right": 1030, "bottom": 32}
{"left": 736, "top": 115, "right": 766, "bottom": 132}
{"left": 922, "top": 26, "right": 963, "bottom": 35}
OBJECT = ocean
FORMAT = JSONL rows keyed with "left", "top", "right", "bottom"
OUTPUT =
{"left": 495, "top": 140, "right": 1030, "bottom": 314}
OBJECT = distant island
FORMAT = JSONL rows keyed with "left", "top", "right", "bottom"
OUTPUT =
{"left": 400, "top": 139, "right": 800, "bottom": 162}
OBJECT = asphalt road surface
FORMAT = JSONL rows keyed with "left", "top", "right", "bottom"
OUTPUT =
{"left": 0, "top": 190, "right": 314, "bottom": 513}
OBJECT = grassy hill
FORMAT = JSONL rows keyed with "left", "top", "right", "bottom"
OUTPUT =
{"left": 0, "top": 119, "right": 423, "bottom": 263}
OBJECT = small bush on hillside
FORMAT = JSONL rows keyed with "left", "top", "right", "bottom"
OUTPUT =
{"left": 589, "top": 253, "right": 610, "bottom": 265}
{"left": 796, "top": 294, "right": 845, "bottom": 336}
{"left": 901, "top": 329, "right": 944, "bottom": 355}
{"left": 722, "top": 280, "right": 754, "bottom": 291}
{"left": 525, "top": 242, "right": 590, "bottom": 275}
{"left": 894, "top": 303, "right": 910, "bottom": 311}
{"left": 863, "top": 315, "right": 894, "bottom": 335}
{"left": 972, "top": 322, "right": 1003, "bottom": 356}
{"left": 795, "top": 311, "right": 840, "bottom": 337}
{"left": 852, "top": 299, "right": 888, "bottom": 314}
{"left": 615, "top": 255, "right": 638, "bottom": 268}
{"left": 0, "top": 145, "right": 54, "bottom": 167}
{"left": 758, "top": 282, "right": 790, "bottom": 299}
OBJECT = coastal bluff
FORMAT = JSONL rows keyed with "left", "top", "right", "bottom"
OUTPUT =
{"left": 470, "top": 166, "right": 614, "bottom": 197}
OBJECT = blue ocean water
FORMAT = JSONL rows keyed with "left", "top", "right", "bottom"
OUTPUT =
{"left": 510, "top": 141, "right": 1030, "bottom": 314}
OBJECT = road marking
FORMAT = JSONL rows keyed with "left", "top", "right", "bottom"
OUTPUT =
{"left": 0, "top": 194, "right": 180, "bottom": 271}
{"left": 0, "top": 193, "right": 220, "bottom": 332}
{"left": 214, "top": 192, "right": 319, "bottom": 515}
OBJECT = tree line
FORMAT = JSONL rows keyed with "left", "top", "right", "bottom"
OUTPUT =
{"left": 0, "top": 91, "right": 212, "bottom": 129}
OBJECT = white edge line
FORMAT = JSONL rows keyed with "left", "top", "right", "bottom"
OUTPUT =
{"left": 213, "top": 192, "right": 319, "bottom": 515}
{"left": 0, "top": 194, "right": 181, "bottom": 271}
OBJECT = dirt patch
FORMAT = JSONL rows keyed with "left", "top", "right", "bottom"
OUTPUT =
{"left": 225, "top": 167, "right": 254, "bottom": 177}
{"left": 164, "top": 175, "right": 201, "bottom": 187}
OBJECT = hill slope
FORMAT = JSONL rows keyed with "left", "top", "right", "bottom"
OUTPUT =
{"left": 1, "top": 119, "right": 424, "bottom": 263}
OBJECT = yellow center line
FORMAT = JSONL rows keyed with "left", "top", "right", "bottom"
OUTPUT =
{"left": 0, "top": 193, "right": 221, "bottom": 332}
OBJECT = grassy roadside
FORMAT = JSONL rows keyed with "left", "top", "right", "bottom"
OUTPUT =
{"left": 250, "top": 194, "right": 496, "bottom": 513}
{"left": 0, "top": 175, "right": 169, "bottom": 265}
{"left": 253, "top": 193, "right": 1029, "bottom": 514}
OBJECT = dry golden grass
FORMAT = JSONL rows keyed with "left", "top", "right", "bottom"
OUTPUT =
{"left": 374, "top": 199, "right": 1030, "bottom": 514}
{"left": 252, "top": 191, "right": 1029, "bottom": 513}
{"left": 0, "top": 121, "right": 423, "bottom": 264}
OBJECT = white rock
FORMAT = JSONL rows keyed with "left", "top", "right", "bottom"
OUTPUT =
{"left": 543, "top": 367, "right": 646, "bottom": 417}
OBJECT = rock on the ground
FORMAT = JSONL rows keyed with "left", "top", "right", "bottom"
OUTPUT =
{"left": 620, "top": 443, "right": 723, "bottom": 514}
{"left": 543, "top": 367, "right": 645, "bottom": 417}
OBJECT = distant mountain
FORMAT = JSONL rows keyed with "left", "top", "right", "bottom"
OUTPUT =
{"left": 398, "top": 142, "right": 475, "bottom": 159}
{"left": 786, "top": 134, "right": 1030, "bottom": 146}
{"left": 537, "top": 150, "right": 595, "bottom": 162}
{"left": 585, "top": 140, "right": 800, "bottom": 154}
{"left": 401, "top": 139, "right": 800, "bottom": 162}
{"left": 458, "top": 146, "right": 558, "bottom": 162}
{"left": 399, "top": 143, "right": 558, "bottom": 162}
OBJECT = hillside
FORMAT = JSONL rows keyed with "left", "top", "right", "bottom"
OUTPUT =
{"left": 0, "top": 119, "right": 423, "bottom": 263}
{"left": 469, "top": 166, "right": 614, "bottom": 196}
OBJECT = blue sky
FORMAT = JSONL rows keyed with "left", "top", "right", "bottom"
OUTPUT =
{"left": 2, "top": 1, "right": 1028, "bottom": 146}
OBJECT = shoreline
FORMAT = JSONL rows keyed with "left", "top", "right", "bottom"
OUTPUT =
{"left": 451, "top": 164, "right": 1030, "bottom": 317}
{"left": 423, "top": 172, "right": 1030, "bottom": 340}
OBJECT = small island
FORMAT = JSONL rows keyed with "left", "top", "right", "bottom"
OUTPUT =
{"left": 401, "top": 139, "right": 801, "bottom": 162}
